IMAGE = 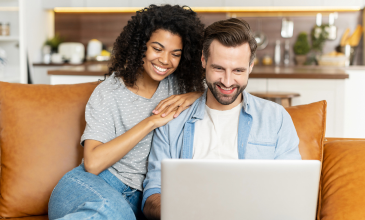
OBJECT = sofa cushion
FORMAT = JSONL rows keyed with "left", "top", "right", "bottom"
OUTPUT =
{"left": 319, "top": 140, "right": 365, "bottom": 220}
{"left": 285, "top": 100, "right": 327, "bottom": 161}
{"left": 0, "top": 82, "right": 98, "bottom": 218}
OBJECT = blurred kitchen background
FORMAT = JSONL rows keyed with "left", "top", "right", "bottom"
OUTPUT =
{"left": 1, "top": 0, "right": 365, "bottom": 138}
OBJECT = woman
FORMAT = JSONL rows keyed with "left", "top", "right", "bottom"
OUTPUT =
{"left": 48, "top": 4, "right": 205, "bottom": 220}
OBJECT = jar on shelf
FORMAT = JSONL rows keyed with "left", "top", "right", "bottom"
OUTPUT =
{"left": 2, "top": 23, "right": 10, "bottom": 36}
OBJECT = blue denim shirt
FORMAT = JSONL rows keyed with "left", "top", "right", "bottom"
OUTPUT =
{"left": 142, "top": 90, "right": 301, "bottom": 210}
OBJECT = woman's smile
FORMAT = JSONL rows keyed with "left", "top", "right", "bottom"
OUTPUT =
{"left": 152, "top": 63, "right": 170, "bottom": 75}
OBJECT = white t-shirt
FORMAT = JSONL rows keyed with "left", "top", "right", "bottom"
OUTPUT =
{"left": 192, "top": 102, "right": 242, "bottom": 159}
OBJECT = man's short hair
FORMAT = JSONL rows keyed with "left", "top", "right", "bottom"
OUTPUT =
{"left": 202, "top": 18, "right": 257, "bottom": 64}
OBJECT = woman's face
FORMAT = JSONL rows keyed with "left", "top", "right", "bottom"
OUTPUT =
{"left": 142, "top": 29, "right": 183, "bottom": 82}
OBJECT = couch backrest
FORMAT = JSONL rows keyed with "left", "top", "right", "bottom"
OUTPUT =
{"left": 286, "top": 101, "right": 327, "bottom": 161}
{"left": 0, "top": 82, "right": 326, "bottom": 218}
{"left": 285, "top": 101, "right": 327, "bottom": 161}
{"left": 319, "top": 140, "right": 365, "bottom": 220}
{"left": 0, "top": 81, "right": 98, "bottom": 218}
{"left": 286, "top": 101, "right": 327, "bottom": 220}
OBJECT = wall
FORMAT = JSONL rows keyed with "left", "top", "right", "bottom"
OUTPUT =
{"left": 25, "top": 0, "right": 54, "bottom": 63}
{"left": 42, "top": 0, "right": 365, "bottom": 8}
{"left": 54, "top": 11, "right": 363, "bottom": 65}
{"left": 53, "top": 12, "right": 227, "bottom": 49}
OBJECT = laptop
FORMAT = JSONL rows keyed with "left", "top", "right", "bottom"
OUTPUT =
{"left": 161, "top": 159, "right": 320, "bottom": 220}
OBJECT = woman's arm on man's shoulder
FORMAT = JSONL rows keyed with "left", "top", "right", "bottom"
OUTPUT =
{"left": 152, "top": 92, "right": 203, "bottom": 118}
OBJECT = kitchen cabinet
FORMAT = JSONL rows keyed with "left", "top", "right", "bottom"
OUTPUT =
{"left": 246, "top": 78, "right": 347, "bottom": 138}
{"left": 246, "top": 79, "right": 267, "bottom": 92}
{"left": 268, "top": 79, "right": 345, "bottom": 138}
{"left": 41, "top": 0, "right": 85, "bottom": 9}
{"left": 50, "top": 75, "right": 104, "bottom": 85}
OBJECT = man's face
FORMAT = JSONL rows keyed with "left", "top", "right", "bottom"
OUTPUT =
{"left": 202, "top": 40, "right": 254, "bottom": 105}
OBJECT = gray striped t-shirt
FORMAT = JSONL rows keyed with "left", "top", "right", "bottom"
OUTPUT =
{"left": 81, "top": 73, "right": 178, "bottom": 190}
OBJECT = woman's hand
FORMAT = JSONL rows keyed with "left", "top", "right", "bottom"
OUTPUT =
{"left": 152, "top": 92, "right": 203, "bottom": 118}
{"left": 84, "top": 106, "right": 182, "bottom": 175}
{"left": 149, "top": 106, "right": 187, "bottom": 128}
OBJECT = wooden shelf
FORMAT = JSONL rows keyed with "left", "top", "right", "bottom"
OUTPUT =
{"left": 0, "top": 36, "right": 19, "bottom": 41}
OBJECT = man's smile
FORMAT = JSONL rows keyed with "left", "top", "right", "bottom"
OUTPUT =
{"left": 216, "top": 84, "right": 236, "bottom": 95}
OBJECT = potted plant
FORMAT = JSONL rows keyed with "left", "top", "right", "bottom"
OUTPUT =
{"left": 44, "top": 33, "right": 65, "bottom": 53}
{"left": 293, "top": 32, "right": 310, "bottom": 65}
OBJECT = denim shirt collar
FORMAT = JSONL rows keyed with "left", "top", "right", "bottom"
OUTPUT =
{"left": 191, "top": 89, "right": 251, "bottom": 120}
{"left": 183, "top": 89, "right": 253, "bottom": 159}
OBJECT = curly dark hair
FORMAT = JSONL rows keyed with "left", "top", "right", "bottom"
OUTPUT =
{"left": 108, "top": 4, "right": 205, "bottom": 94}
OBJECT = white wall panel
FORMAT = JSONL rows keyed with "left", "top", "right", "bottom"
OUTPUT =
{"left": 129, "top": 0, "right": 175, "bottom": 7}
{"left": 70, "top": 0, "right": 86, "bottom": 7}
{"left": 85, "top": 0, "right": 128, "bottom": 7}
{"left": 175, "top": 0, "right": 224, "bottom": 7}
{"left": 224, "top": 0, "right": 272, "bottom": 7}
{"left": 323, "top": 0, "right": 362, "bottom": 6}
{"left": 273, "top": 0, "right": 322, "bottom": 6}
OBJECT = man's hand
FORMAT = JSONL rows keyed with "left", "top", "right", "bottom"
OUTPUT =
{"left": 143, "top": 194, "right": 161, "bottom": 220}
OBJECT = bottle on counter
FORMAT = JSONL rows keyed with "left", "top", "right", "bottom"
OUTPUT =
{"left": 42, "top": 45, "right": 51, "bottom": 64}
{"left": 313, "top": 13, "right": 322, "bottom": 39}
{"left": 274, "top": 40, "right": 281, "bottom": 66}
{"left": 326, "top": 13, "right": 337, "bottom": 40}
{"left": 284, "top": 40, "right": 290, "bottom": 66}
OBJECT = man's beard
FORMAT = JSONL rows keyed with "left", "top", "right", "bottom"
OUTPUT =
{"left": 207, "top": 81, "right": 246, "bottom": 105}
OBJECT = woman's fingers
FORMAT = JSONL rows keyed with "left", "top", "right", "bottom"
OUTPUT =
{"left": 153, "top": 95, "right": 176, "bottom": 114}
{"left": 161, "top": 99, "right": 185, "bottom": 117}
{"left": 174, "top": 103, "right": 190, "bottom": 118}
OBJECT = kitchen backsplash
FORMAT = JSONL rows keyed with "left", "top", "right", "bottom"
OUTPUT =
{"left": 55, "top": 10, "right": 363, "bottom": 65}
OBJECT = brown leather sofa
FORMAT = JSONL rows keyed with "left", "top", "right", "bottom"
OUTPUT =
{"left": 0, "top": 81, "right": 364, "bottom": 220}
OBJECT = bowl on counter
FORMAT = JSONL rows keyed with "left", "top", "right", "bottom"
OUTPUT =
{"left": 318, "top": 53, "right": 347, "bottom": 67}
{"left": 58, "top": 42, "right": 85, "bottom": 62}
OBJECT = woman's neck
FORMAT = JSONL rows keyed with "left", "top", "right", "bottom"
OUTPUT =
{"left": 127, "top": 69, "right": 160, "bottom": 99}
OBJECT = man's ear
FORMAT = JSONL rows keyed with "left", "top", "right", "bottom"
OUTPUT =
{"left": 201, "top": 52, "right": 206, "bottom": 69}
{"left": 248, "top": 60, "right": 254, "bottom": 74}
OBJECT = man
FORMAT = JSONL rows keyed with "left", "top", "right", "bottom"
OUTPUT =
{"left": 142, "top": 18, "right": 301, "bottom": 219}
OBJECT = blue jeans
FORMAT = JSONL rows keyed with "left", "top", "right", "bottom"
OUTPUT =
{"left": 48, "top": 165, "right": 145, "bottom": 220}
